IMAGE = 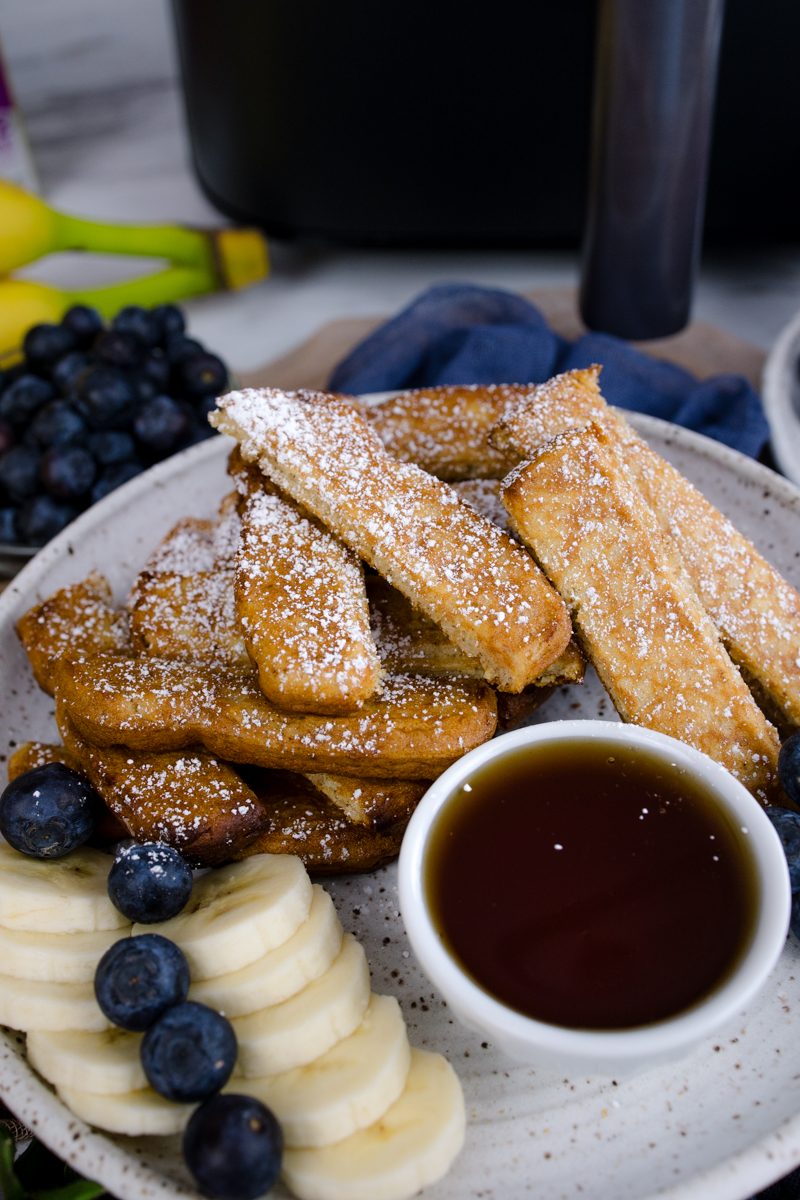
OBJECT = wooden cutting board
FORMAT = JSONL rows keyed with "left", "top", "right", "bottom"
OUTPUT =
{"left": 239, "top": 286, "right": 766, "bottom": 393}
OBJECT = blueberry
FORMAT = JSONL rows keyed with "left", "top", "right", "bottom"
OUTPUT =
{"left": 51, "top": 351, "right": 91, "bottom": 398}
{"left": 141, "top": 1001, "right": 236, "bottom": 1102}
{"left": 40, "top": 445, "right": 96, "bottom": 501}
{"left": 134, "top": 396, "right": 192, "bottom": 456}
{"left": 23, "top": 324, "right": 77, "bottom": 377}
{"left": 194, "top": 395, "right": 219, "bottom": 423}
{"left": 91, "top": 461, "right": 143, "bottom": 503}
{"left": 94, "top": 329, "right": 145, "bottom": 371}
{"left": 164, "top": 334, "right": 204, "bottom": 366}
{"left": 185, "top": 420, "right": 217, "bottom": 447}
{"left": 178, "top": 353, "right": 228, "bottom": 400}
{"left": 16, "top": 494, "right": 77, "bottom": 545}
{"left": 0, "top": 762, "right": 99, "bottom": 858}
{"left": 61, "top": 305, "right": 104, "bottom": 350}
{"left": 779, "top": 733, "right": 800, "bottom": 806}
{"left": 765, "top": 806, "right": 800, "bottom": 891}
{"left": 140, "top": 350, "right": 171, "bottom": 393}
{"left": 28, "top": 400, "right": 87, "bottom": 448}
{"left": 94, "top": 934, "right": 190, "bottom": 1031}
{"left": 0, "top": 421, "right": 14, "bottom": 456}
{"left": 152, "top": 304, "right": 185, "bottom": 342}
{"left": 0, "top": 446, "right": 41, "bottom": 503}
{"left": 133, "top": 374, "right": 158, "bottom": 405}
{"left": 112, "top": 306, "right": 160, "bottom": 349}
{"left": 87, "top": 430, "right": 137, "bottom": 466}
{"left": 108, "top": 843, "right": 193, "bottom": 923}
{"left": 183, "top": 1093, "right": 282, "bottom": 1200}
{"left": 76, "top": 367, "right": 138, "bottom": 430}
{"left": 0, "top": 375, "right": 54, "bottom": 428}
{"left": 0, "top": 507, "right": 18, "bottom": 543}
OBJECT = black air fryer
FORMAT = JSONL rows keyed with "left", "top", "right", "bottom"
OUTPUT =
{"left": 170, "top": 0, "right": 800, "bottom": 247}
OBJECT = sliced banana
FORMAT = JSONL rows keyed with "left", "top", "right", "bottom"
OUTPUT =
{"left": 0, "top": 924, "right": 130, "bottom": 982}
{"left": 136, "top": 853, "right": 312, "bottom": 978}
{"left": 233, "top": 933, "right": 370, "bottom": 1077}
{"left": 0, "top": 973, "right": 110, "bottom": 1032}
{"left": 0, "top": 843, "right": 127, "bottom": 933}
{"left": 236, "top": 993, "right": 411, "bottom": 1149}
{"left": 27, "top": 1028, "right": 145, "bottom": 1095}
{"left": 283, "top": 1049, "right": 466, "bottom": 1200}
{"left": 190, "top": 884, "right": 343, "bottom": 1017}
{"left": 57, "top": 1083, "right": 194, "bottom": 1136}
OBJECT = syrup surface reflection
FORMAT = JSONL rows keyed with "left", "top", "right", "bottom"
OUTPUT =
{"left": 425, "top": 740, "right": 758, "bottom": 1030}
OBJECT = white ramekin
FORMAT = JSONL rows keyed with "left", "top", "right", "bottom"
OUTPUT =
{"left": 398, "top": 720, "right": 791, "bottom": 1078}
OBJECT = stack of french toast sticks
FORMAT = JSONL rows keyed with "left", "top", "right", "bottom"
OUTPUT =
{"left": 12, "top": 366, "right": 800, "bottom": 868}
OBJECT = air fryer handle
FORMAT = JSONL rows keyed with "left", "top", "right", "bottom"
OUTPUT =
{"left": 580, "top": 0, "right": 726, "bottom": 340}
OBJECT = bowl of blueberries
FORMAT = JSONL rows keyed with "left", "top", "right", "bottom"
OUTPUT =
{"left": 0, "top": 303, "right": 228, "bottom": 575}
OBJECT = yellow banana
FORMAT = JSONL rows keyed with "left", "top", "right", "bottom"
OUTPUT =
{"left": 0, "top": 180, "right": 269, "bottom": 287}
{"left": 0, "top": 268, "right": 218, "bottom": 368}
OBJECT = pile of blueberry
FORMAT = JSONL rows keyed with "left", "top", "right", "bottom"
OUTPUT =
{"left": 0, "top": 766, "right": 282, "bottom": 1200}
{"left": 0, "top": 304, "right": 227, "bottom": 547}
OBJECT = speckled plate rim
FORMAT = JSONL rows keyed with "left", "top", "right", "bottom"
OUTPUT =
{"left": 763, "top": 306, "right": 800, "bottom": 488}
{"left": 1, "top": 412, "right": 800, "bottom": 1200}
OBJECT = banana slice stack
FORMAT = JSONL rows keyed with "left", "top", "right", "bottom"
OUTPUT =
{"left": 3, "top": 844, "right": 465, "bottom": 1200}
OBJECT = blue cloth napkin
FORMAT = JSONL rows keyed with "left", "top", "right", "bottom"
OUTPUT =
{"left": 329, "top": 283, "right": 769, "bottom": 459}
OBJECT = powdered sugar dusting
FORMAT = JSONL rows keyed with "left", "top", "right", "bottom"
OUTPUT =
{"left": 212, "top": 389, "right": 571, "bottom": 691}
{"left": 236, "top": 488, "right": 381, "bottom": 712}
{"left": 503, "top": 423, "right": 781, "bottom": 802}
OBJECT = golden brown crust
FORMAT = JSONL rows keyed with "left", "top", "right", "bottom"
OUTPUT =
{"left": 366, "top": 574, "right": 584, "bottom": 688}
{"left": 236, "top": 769, "right": 408, "bottom": 874}
{"left": 16, "top": 572, "right": 131, "bottom": 696}
{"left": 235, "top": 487, "right": 382, "bottom": 715}
{"left": 490, "top": 366, "right": 605, "bottom": 456}
{"left": 56, "top": 713, "right": 268, "bottom": 865}
{"left": 357, "top": 385, "right": 525, "bottom": 480}
{"left": 303, "top": 772, "right": 428, "bottom": 829}
{"left": 8, "top": 740, "right": 83, "bottom": 780}
{"left": 367, "top": 575, "right": 484, "bottom": 677}
{"left": 212, "top": 388, "right": 572, "bottom": 692}
{"left": 493, "top": 366, "right": 800, "bottom": 735}
{"left": 128, "top": 570, "right": 251, "bottom": 669}
{"left": 53, "top": 655, "right": 498, "bottom": 780}
{"left": 503, "top": 422, "right": 782, "bottom": 803}
{"left": 143, "top": 516, "right": 219, "bottom": 574}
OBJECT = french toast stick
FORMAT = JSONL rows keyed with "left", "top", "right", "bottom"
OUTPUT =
{"left": 356, "top": 384, "right": 524, "bottom": 480}
{"left": 366, "top": 574, "right": 585, "bottom": 686}
{"left": 54, "top": 713, "right": 268, "bottom": 865}
{"left": 303, "top": 772, "right": 427, "bottom": 829}
{"left": 494, "top": 365, "right": 800, "bottom": 735}
{"left": 211, "top": 389, "right": 572, "bottom": 692}
{"left": 53, "top": 655, "right": 498, "bottom": 780}
{"left": 503, "top": 422, "right": 782, "bottom": 803}
{"left": 237, "top": 769, "right": 408, "bottom": 874}
{"left": 17, "top": 572, "right": 131, "bottom": 695}
{"left": 143, "top": 516, "right": 218, "bottom": 574}
{"left": 128, "top": 569, "right": 251, "bottom": 669}
{"left": 236, "top": 487, "right": 381, "bottom": 715}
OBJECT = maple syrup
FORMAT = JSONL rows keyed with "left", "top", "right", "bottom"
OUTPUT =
{"left": 425, "top": 738, "right": 758, "bottom": 1030}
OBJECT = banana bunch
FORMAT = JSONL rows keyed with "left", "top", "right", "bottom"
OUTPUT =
{"left": 3, "top": 844, "right": 465, "bottom": 1200}
{"left": 0, "top": 180, "right": 270, "bottom": 365}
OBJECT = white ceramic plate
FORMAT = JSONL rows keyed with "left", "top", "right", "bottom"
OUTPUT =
{"left": 2, "top": 415, "right": 800, "bottom": 1200}
{"left": 762, "top": 306, "right": 800, "bottom": 486}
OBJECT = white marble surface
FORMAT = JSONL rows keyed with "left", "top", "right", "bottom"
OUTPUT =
{"left": 1, "top": 0, "right": 800, "bottom": 374}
